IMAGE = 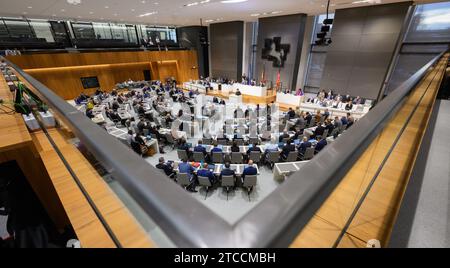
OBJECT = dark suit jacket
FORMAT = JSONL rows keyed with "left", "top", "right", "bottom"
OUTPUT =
{"left": 246, "top": 146, "right": 262, "bottom": 155}
{"left": 314, "top": 125, "right": 325, "bottom": 137}
{"left": 194, "top": 145, "right": 207, "bottom": 155}
{"left": 242, "top": 166, "right": 257, "bottom": 179}
{"left": 299, "top": 141, "right": 311, "bottom": 154}
{"left": 230, "top": 146, "right": 240, "bottom": 153}
{"left": 315, "top": 139, "right": 327, "bottom": 152}
{"left": 281, "top": 144, "right": 296, "bottom": 158}
{"left": 156, "top": 163, "right": 174, "bottom": 177}
{"left": 220, "top": 168, "right": 236, "bottom": 179}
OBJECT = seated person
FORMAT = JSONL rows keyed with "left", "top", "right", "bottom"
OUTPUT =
{"left": 345, "top": 100, "right": 353, "bottom": 111}
{"left": 235, "top": 89, "right": 242, "bottom": 96}
{"left": 242, "top": 160, "right": 257, "bottom": 180}
{"left": 314, "top": 136, "right": 328, "bottom": 154}
{"left": 220, "top": 162, "right": 236, "bottom": 181}
{"left": 325, "top": 119, "right": 335, "bottom": 136}
{"left": 314, "top": 110, "right": 322, "bottom": 124}
{"left": 287, "top": 107, "right": 296, "bottom": 119}
{"left": 230, "top": 142, "right": 240, "bottom": 153}
{"left": 322, "top": 109, "right": 330, "bottom": 120}
{"left": 177, "top": 138, "right": 191, "bottom": 156}
{"left": 219, "top": 99, "right": 226, "bottom": 105}
{"left": 126, "top": 130, "right": 134, "bottom": 145}
{"left": 281, "top": 140, "right": 296, "bottom": 159}
{"left": 85, "top": 108, "right": 94, "bottom": 119}
{"left": 298, "top": 136, "right": 311, "bottom": 157}
{"left": 246, "top": 143, "right": 262, "bottom": 156}
{"left": 178, "top": 159, "right": 197, "bottom": 192}
{"left": 312, "top": 122, "right": 325, "bottom": 139}
{"left": 279, "top": 131, "right": 290, "bottom": 143}
{"left": 210, "top": 141, "right": 223, "bottom": 153}
{"left": 156, "top": 157, "right": 175, "bottom": 178}
{"left": 197, "top": 162, "right": 217, "bottom": 184}
{"left": 341, "top": 115, "right": 349, "bottom": 126}
{"left": 212, "top": 96, "right": 219, "bottom": 103}
{"left": 304, "top": 112, "right": 312, "bottom": 125}
{"left": 347, "top": 113, "right": 355, "bottom": 128}
{"left": 194, "top": 140, "right": 207, "bottom": 155}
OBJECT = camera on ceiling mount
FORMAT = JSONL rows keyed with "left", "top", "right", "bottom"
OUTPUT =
{"left": 315, "top": 0, "right": 333, "bottom": 46}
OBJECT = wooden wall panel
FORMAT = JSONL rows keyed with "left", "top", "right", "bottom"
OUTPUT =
{"left": 7, "top": 50, "right": 199, "bottom": 100}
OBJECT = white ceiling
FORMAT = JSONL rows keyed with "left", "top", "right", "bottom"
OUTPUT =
{"left": 0, "top": 0, "right": 438, "bottom": 26}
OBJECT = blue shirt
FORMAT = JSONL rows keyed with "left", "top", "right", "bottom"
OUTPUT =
{"left": 341, "top": 117, "right": 348, "bottom": 125}
{"left": 315, "top": 139, "right": 328, "bottom": 152}
{"left": 211, "top": 147, "right": 223, "bottom": 153}
{"left": 178, "top": 162, "right": 195, "bottom": 180}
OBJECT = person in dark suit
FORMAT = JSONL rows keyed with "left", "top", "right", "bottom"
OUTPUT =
{"left": 315, "top": 136, "right": 328, "bottom": 154}
{"left": 156, "top": 157, "right": 175, "bottom": 178}
{"left": 279, "top": 131, "right": 290, "bottom": 143}
{"left": 210, "top": 141, "right": 223, "bottom": 153}
{"left": 197, "top": 162, "right": 216, "bottom": 184}
{"left": 246, "top": 143, "right": 262, "bottom": 155}
{"left": 325, "top": 118, "right": 334, "bottom": 136}
{"left": 194, "top": 140, "right": 207, "bottom": 155}
{"left": 287, "top": 107, "right": 296, "bottom": 119}
{"left": 213, "top": 96, "right": 219, "bottom": 103}
{"left": 220, "top": 162, "right": 236, "bottom": 182}
{"left": 298, "top": 136, "right": 312, "bottom": 157}
{"left": 85, "top": 108, "right": 94, "bottom": 119}
{"left": 177, "top": 138, "right": 191, "bottom": 158}
{"left": 281, "top": 140, "right": 296, "bottom": 159}
{"left": 242, "top": 160, "right": 257, "bottom": 180}
{"left": 235, "top": 89, "right": 242, "bottom": 96}
{"left": 304, "top": 112, "right": 312, "bottom": 125}
{"left": 219, "top": 99, "right": 225, "bottom": 105}
{"left": 230, "top": 142, "right": 240, "bottom": 153}
{"left": 345, "top": 100, "right": 353, "bottom": 111}
{"left": 312, "top": 122, "right": 325, "bottom": 139}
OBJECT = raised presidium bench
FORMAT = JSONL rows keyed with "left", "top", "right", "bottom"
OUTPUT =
{"left": 184, "top": 81, "right": 268, "bottom": 97}
{"left": 274, "top": 161, "right": 310, "bottom": 182}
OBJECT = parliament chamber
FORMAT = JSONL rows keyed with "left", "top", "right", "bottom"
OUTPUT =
{"left": 0, "top": 0, "right": 449, "bottom": 251}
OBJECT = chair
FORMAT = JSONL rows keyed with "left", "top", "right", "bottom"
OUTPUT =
{"left": 231, "top": 152, "right": 244, "bottom": 164}
{"left": 165, "top": 133, "right": 176, "bottom": 149}
{"left": 242, "top": 175, "right": 257, "bottom": 201}
{"left": 267, "top": 151, "right": 280, "bottom": 169}
{"left": 249, "top": 151, "right": 262, "bottom": 164}
{"left": 212, "top": 152, "right": 224, "bottom": 163}
{"left": 177, "top": 173, "right": 191, "bottom": 190}
{"left": 322, "top": 129, "right": 329, "bottom": 138}
{"left": 221, "top": 175, "right": 235, "bottom": 201}
{"left": 193, "top": 152, "right": 205, "bottom": 162}
{"left": 302, "top": 147, "right": 315, "bottom": 160}
{"left": 249, "top": 137, "right": 260, "bottom": 145}
{"left": 198, "top": 176, "right": 212, "bottom": 199}
{"left": 177, "top": 150, "right": 189, "bottom": 161}
{"left": 284, "top": 151, "right": 298, "bottom": 162}
{"left": 217, "top": 139, "right": 228, "bottom": 146}
{"left": 234, "top": 139, "right": 244, "bottom": 146}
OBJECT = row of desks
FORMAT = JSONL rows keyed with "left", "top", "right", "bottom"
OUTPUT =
{"left": 173, "top": 162, "right": 260, "bottom": 176}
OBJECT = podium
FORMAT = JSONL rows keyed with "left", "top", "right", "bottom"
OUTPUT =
{"left": 229, "top": 95, "right": 242, "bottom": 104}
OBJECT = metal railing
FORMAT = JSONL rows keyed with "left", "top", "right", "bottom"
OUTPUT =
{"left": 0, "top": 51, "right": 445, "bottom": 247}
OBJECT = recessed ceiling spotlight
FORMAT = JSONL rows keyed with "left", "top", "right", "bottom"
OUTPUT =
{"left": 271, "top": 11, "right": 282, "bottom": 14}
{"left": 105, "top": 6, "right": 109, "bottom": 8}
{"left": 138, "top": 11, "right": 158, "bottom": 17}
{"left": 200, "top": 0, "right": 210, "bottom": 3}
{"left": 89, "top": 11, "right": 94, "bottom": 14}
{"left": 27, "top": 6, "right": 32, "bottom": 9}
{"left": 185, "top": 2, "right": 199, "bottom": 7}
{"left": 221, "top": 0, "right": 248, "bottom": 3}
{"left": 250, "top": 13, "right": 260, "bottom": 16}
{"left": 154, "top": 2, "right": 159, "bottom": 4}
{"left": 61, "top": 9, "right": 65, "bottom": 12}
{"left": 141, "top": 0, "right": 146, "bottom": 3}
{"left": 67, "top": 0, "right": 81, "bottom": 5}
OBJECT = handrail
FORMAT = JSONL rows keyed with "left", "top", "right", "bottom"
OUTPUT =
{"left": 1, "top": 51, "right": 445, "bottom": 247}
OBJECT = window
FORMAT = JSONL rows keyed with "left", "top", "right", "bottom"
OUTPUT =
{"left": 93, "top": 23, "right": 112, "bottom": 39}
{"left": 3, "top": 19, "right": 34, "bottom": 38}
{"left": 71, "top": 22, "right": 95, "bottom": 39}
{"left": 30, "top": 20, "right": 54, "bottom": 42}
{"left": 110, "top": 23, "right": 128, "bottom": 41}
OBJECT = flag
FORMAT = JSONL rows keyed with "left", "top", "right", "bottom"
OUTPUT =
{"left": 275, "top": 69, "right": 281, "bottom": 90}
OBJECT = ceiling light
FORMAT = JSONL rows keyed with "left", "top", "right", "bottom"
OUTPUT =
{"left": 23, "top": 12, "right": 28, "bottom": 14}
{"left": 52, "top": 14, "right": 56, "bottom": 16}
{"left": 105, "top": 6, "right": 109, "bottom": 8}
{"left": 154, "top": 2, "right": 159, "bottom": 4}
{"left": 185, "top": 2, "right": 199, "bottom": 6}
{"left": 250, "top": 13, "right": 260, "bottom": 16}
{"left": 67, "top": 0, "right": 81, "bottom": 5}
{"left": 352, "top": 0, "right": 370, "bottom": 3}
{"left": 89, "top": 11, "right": 94, "bottom": 14}
{"left": 141, "top": 0, "right": 146, "bottom": 3}
{"left": 221, "top": 0, "right": 248, "bottom": 3}
{"left": 27, "top": 6, "right": 32, "bottom": 9}
{"left": 138, "top": 11, "right": 158, "bottom": 17}
{"left": 61, "top": 9, "right": 65, "bottom": 12}
{"left": 200, "top": 0, "right": 210, "bottom": 3}
{"left": 271, "top": 11, "right": 282, "bottom": 14}
{"left": 205, "top": 19, "right": 214, "bottom": 23}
